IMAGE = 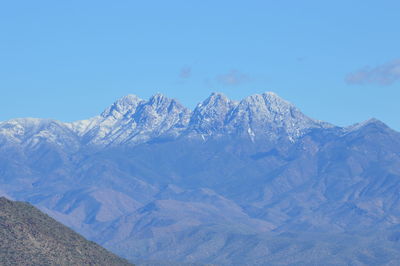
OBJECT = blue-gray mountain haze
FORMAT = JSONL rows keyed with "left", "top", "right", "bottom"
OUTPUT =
{"left": 1, "top": 92, "right": 400, "bottom": 265}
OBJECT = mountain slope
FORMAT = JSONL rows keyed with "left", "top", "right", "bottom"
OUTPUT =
{"left": 0, "top": 197, "right": 132, "bottom": 266}
{"left": 0, "top": 92, "right": 399, "bottom": 265}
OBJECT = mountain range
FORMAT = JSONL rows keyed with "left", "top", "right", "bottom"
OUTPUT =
{"left": 1, "top": 92, "right": 400, "bottom": 265}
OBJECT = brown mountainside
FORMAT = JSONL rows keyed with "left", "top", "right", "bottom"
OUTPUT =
{"left": 0, "top": 197, "right": 133, "bottom": 266}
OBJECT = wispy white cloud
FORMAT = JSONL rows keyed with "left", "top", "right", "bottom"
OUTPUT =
{"left": 216, "top": 69, "right": 250, "bottom": 86}
{"left": 346, "top": 59, "right": 400, "bottom": 85}
{"left": 179, "top": 66, "right": 192, "bottom": 78}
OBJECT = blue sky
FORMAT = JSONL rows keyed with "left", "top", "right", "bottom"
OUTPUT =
{"left": 1, "top": 1, "right": 399, "bottom": 130}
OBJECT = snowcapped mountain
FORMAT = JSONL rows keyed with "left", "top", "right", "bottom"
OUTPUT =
{"left": 0, "top": 92, "right": 400, "bottom": 265}
{"left": 188, "top": 92, "right": 332, "bottom": 141}
{"left": 0, "top": 92, "right": 333, "bottom": 147}
{"left": 187, "top": 92, "right": 238, "bottom": 136}
{"left": 68, "top": 93, "right": 191, "bottom": 146}
{"left": 0, "top": 118, "right": 79, "bottom": 149}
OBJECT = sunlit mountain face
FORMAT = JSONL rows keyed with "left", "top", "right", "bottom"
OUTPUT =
{"left": 1, "top": 92, "right": 400, "bottom": 265}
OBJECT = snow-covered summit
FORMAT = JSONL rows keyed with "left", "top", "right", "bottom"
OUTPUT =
{"left": 186, "top": 92, "right": 332, "bottom": 141}
{"left": 101, "top": 94, "right": 144, "bottom": 119}
{"left": 0, "top": 118, "right": 79, "bottom": 149}
{"left": 69, "top": 93, "right": 191, "bottom": 146}
{"left": 188, "top": 92, "right": 238, "bottom": 135}
{"left": 223, "top": 92, "right": 331, "bottom": 140}
{"left": 0, "top": 92, "right": 337, "bottom": 147}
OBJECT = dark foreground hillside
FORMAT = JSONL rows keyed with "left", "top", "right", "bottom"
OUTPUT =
{"left": 0, "top": 197, "right": 132, "bottom": 266}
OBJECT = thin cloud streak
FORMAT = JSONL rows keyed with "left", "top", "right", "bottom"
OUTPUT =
{"left": 180, "top": 66, "right": 192, "bottom": 78}
{"left": 346, "top": 59, "right": 400, "bottom": 85}
{"left": 216, "top": 69, "right": 250, "bottom": 86}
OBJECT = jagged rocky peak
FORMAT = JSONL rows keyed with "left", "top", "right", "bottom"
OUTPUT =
{"left": 1, "top": 91, "right": 336, "bottom": 146}
{"left": 78, "top": 93, "right": 192, "bottom": 146}
{"left": 101, "top": 94, "right": 144, "bottom": 118}
{"left": 148, "top": 93, "right": 168, "bottom": 105}
{"left": 144, "top": 93, "right": 189, "bottom": 115}
{"left": 188, "top": 92, "right": 238, "bottom": 134}
{"left": 133, "top": 93, "right": 191, "bottom": 130}
{"left": 184, "top": 91, "right": 331, "bottom": 140}
{"left": 222, "top": 92, "right": 330, "bottom": 140}
{"left": 199, "top": 92, "right": 233, "bottom": 107}
{"left": 237, "top": 92, "right": 296, "bottom": 117}
{"left": 227, "top": 92, "right": 295, "bottom": 125}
